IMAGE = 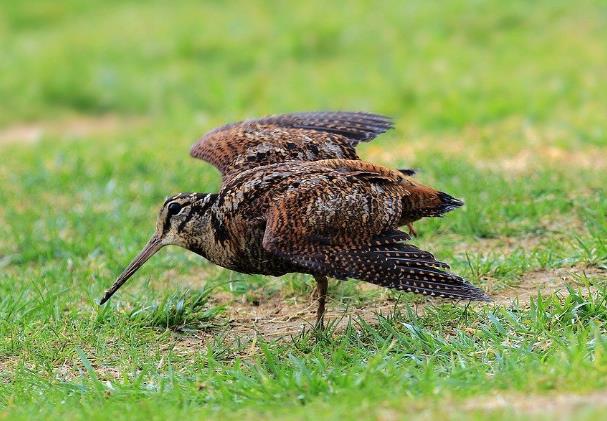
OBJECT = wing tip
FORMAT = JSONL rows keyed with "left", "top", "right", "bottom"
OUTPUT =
{"left": 188, "top": 110, "right": 397, "bottom": 174}
{"left": 398, "top": 168, "right": 417, "bottom": 176}
{"left": 463, "top": 285, "right": 492, "bottom": 302}
{"left": 259, "top": 110, "right": 395, "bottom": 142}
{"left": 189, "top": 142, "right": 199, "bottom": 158}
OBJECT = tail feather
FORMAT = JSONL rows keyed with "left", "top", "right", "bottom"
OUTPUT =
{"left": 400, "top": 190, "right": 464, "bottom": 227}
{"left": 434, "top": 191, "right": 464, "bottom": 215}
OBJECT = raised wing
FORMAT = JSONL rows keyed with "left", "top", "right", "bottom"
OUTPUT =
{"left": 190, "top": 111, "right": 393, "bottom": 178}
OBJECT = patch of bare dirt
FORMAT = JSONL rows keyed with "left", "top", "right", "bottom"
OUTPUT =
{"left": 175, "top": 288, "right": 405, "bottom": 349}
{"left": 0, "top": 114, "right": 147, "bottom": 145}
{"left": 172, "top": 265, "right": 605, "bottom": 347}
{"left": 376, "top": 390, "right": 607, "bottom": 420}
{"left": 453, "top": 216, "right": 586, "bottom": 256}
{"left": 0, "top": 358, "right": 18, "bottom": 381}
{"left": 363, "top": 116, "right": 607, "bottom": 174}
{"left": 478, "top": 145, "right": 607, "bottom": 174}
{"left": 461, "top": 390, "right": 607, "bottom": 416}
{"left": 492, "top": 266, "right": 605, "bottom": 305}
{"left": 223, "top": 292, "right": 402, "bottom": 340}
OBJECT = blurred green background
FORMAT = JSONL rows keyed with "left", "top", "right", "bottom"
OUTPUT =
{"left": 2, "top": 1, "right": 607, "bottom": 420}
{"left": 2, "top": 0, "right": 606, "bottom": 132}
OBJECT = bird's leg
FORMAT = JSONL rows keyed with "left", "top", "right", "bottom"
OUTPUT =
{"left": 314, "top": 275, "right": 328, "bottom": 329}
{"left": 310, "top": 284, "right": 319, "bottom": 300}
{"left": 407, "top": 222, "right": 417, "bottom": 237}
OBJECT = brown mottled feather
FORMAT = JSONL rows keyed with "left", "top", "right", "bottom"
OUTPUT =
{"left": 190, "top": 111, "right": 393, "bottom": 178}
{"left": 179, "top": 159, "right": 486, "bottom": 301}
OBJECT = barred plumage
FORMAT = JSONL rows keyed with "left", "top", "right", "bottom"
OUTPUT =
{"left": 190, "top": 111, "right": 393, "bottom": 178}
{"left": 101, "top": 111, "right": 490, "bottom": 327}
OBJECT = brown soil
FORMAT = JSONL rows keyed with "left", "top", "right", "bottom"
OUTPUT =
{"left": 492, "top": 266, "right": 604, "bottom": 305}
{"left": 0, "top": 114, "right": 147, "bottom": 144}
{"left": 486, "top": 146, "right": 607, "bottom": 174}
{"left": 221, "top": 290, "right": 405, "bottom": 339}
{"left": 371, "top": 390, "right": 607, "bottom": 420}
{"left": 173, "top": 265, "right": 606, "bottom": 347}
{"left": 461, "top": 390, "right": 607, "bottom": 415}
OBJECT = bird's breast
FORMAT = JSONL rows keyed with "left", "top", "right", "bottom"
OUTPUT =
{"left": 198, "top": 212, "right": 290, "bottom": 276}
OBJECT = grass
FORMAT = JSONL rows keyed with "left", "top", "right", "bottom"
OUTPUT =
{"left": 1, "top": 0, "right": 607, "bottom": 419}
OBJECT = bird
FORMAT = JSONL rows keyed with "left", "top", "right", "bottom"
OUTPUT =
{"left": 99, "top": 111, "right": 489, "bottom": 327}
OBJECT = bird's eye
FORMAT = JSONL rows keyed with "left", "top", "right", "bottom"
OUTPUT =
{"left": 167, "top": 202, "right": 182, "bottom": 216}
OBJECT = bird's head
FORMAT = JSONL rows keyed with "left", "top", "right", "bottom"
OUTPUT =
{"left": 99, "top": 192, "right": 217, "bottom": 305}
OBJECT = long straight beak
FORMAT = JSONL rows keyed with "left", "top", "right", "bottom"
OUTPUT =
{"left": 99, "top": 235, "right": 163, "bottom": 305}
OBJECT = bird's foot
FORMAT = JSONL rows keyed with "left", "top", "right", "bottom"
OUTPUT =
{"left": 314, "top": 315, "right": 325, "bottom": 330}
{"left": 313, "top": 275, "right": 328, "bottom": 330}
{"left": 314, "top": 295, "right": 326, "bottom": 330}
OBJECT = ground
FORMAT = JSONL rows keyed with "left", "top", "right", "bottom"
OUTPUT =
{"left": 1, "top": 1, "right": 607, "bottom": 420}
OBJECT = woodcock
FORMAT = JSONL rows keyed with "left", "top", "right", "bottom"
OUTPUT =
{"left": 100, "top": 112, "right": 489, "bottom": 326}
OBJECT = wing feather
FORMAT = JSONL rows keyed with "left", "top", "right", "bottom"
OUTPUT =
{"left": 190, "top": 111, "right": 393, "bottom": 178}
{"left": 264, "top": 227, "right": 489, "bottom": 302}
{"left": 260, "top": 181, "right": 487, "bottom": 302}
{"left": 252, "top": 111, "right": 393, "bottom": 142}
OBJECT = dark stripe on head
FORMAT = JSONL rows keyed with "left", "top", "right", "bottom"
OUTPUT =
{"left": 176, "top": 194, "right": 218, "bottom": 232}
{"left": 162, "top": 193, "right": 217, "bottom": 235}
{"left": 163, "top": 192, "right": 193, "bottom": 206}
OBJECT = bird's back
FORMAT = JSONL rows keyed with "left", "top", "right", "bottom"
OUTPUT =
{"left": 205, "top": 159, "right": 451, "bottom": 274}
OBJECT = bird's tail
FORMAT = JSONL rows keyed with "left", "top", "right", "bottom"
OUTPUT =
{"left": 399, "top": 189, "right": 464, "bottom": 227}
{"left": 431, "top": 191, "right": 464, "bottom": 216}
